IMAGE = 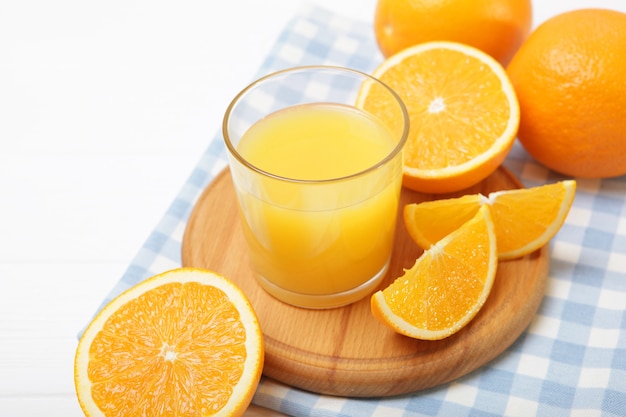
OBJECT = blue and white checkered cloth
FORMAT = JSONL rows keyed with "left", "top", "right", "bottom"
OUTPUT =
{"left": 91, "top": 4, "right": 626, "bottom": 416}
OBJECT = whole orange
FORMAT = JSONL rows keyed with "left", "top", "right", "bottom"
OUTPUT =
{"left": 507, "top": 9, "right": 626, "bottom": 178}
{"left": 374, "top": 0, "right": 532, "bottom": 65}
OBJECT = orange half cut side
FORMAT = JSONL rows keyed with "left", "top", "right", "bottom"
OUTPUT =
{"left": 75, "top": 268, "right": 264, "bottom": 417}
{"left": 357, "top": 41, "right": 520, "bottom": 193}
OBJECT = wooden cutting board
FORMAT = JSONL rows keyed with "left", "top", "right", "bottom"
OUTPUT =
{"left": 181, "top": 167, "right": 549, "bottom": 397}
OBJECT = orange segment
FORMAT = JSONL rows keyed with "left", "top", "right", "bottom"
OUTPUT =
{"left": 371, "top": 205, "right": 497, "bottom": 340}
{"left": 357, "top": 41, "right": 519, "bottom": 194}
{"left": 404, "top": 180, "right": 576, "bottom": 260}
{"left": 75, "top": 268, "right": 264, "bottom": 417}
{"left": 404, "top": 193, "right": 486, "bottom": 249}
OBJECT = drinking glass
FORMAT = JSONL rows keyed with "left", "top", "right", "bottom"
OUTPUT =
{"left": 223, "top": 66, "right": 409, "bottom": 308}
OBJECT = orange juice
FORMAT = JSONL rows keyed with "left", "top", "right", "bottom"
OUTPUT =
{"left": 235, "top": 103, "right": 402, "bottom": 307}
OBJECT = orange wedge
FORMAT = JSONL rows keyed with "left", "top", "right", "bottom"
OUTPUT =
{"left": 404, "top": 180, "right": 576, "bottom": 260}
{"left": 371, "top": 205, "right": 497, "bottom": 340}
{"left": 75, "top": 268, "right": 264, "bottom": 417}
{"left": 357, "top": 41, "right": 519, "bottom": 193}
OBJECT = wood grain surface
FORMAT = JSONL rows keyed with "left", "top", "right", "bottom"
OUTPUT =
{"left": 181, "top": 168, "right": 549, "bottom": 397}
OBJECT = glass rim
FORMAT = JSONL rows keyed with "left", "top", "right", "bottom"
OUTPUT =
{"left": 222, "top": 65, "right": 410, "bottom": 184}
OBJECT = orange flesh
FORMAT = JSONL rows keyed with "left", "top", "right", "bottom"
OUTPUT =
{"left": 87, "top": 282, "right": 247, "bottom": 416}
{"left": 383, "top": 210, "right": 493, "bottom": 331}
{"left": 414, "top": 52, "right": 505, "bottom": 170}
{"left": 369, "top": 48, "right": 512, "bottom": 171}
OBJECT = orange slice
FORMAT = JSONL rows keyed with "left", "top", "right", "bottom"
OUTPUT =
{"left": 357, "top": 41, "right": 520, "bottom": 193}
{"left": 404, "top": 180, "right": 576, "bottom": 260}
{"left": 75, "top": 268, "right": 264, "bottom": 417}
{"left": 371, "top": 205, "right": 497, "bottom": 340}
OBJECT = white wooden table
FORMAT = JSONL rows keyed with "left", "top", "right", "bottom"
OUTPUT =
{"left": 1, "top": 1, "right": 624, "bottom": 416}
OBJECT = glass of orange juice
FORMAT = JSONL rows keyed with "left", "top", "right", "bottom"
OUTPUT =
{"left": 223, "top": 66, "right": 409, "bottom": 309}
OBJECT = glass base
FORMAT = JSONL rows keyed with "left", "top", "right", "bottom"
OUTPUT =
{"left": 255, "top": 259, "right": 391, "bottom": 309}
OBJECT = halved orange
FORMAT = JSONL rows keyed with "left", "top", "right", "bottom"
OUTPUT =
{"left": 404, "top": 180, "right": 576, "bottom": 260}
{"left": 357, "top": 41, "right": 520, "bottom": 193}
{"left": 75, "top": 268, "right": 264, "bottom": 417}
{"left": 371, "top": 205, "right": 497, "bottom": 340}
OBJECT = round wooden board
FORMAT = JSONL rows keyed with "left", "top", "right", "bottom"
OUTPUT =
{"left": 181, "top": 167, "right": 549, "bottom": 397}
